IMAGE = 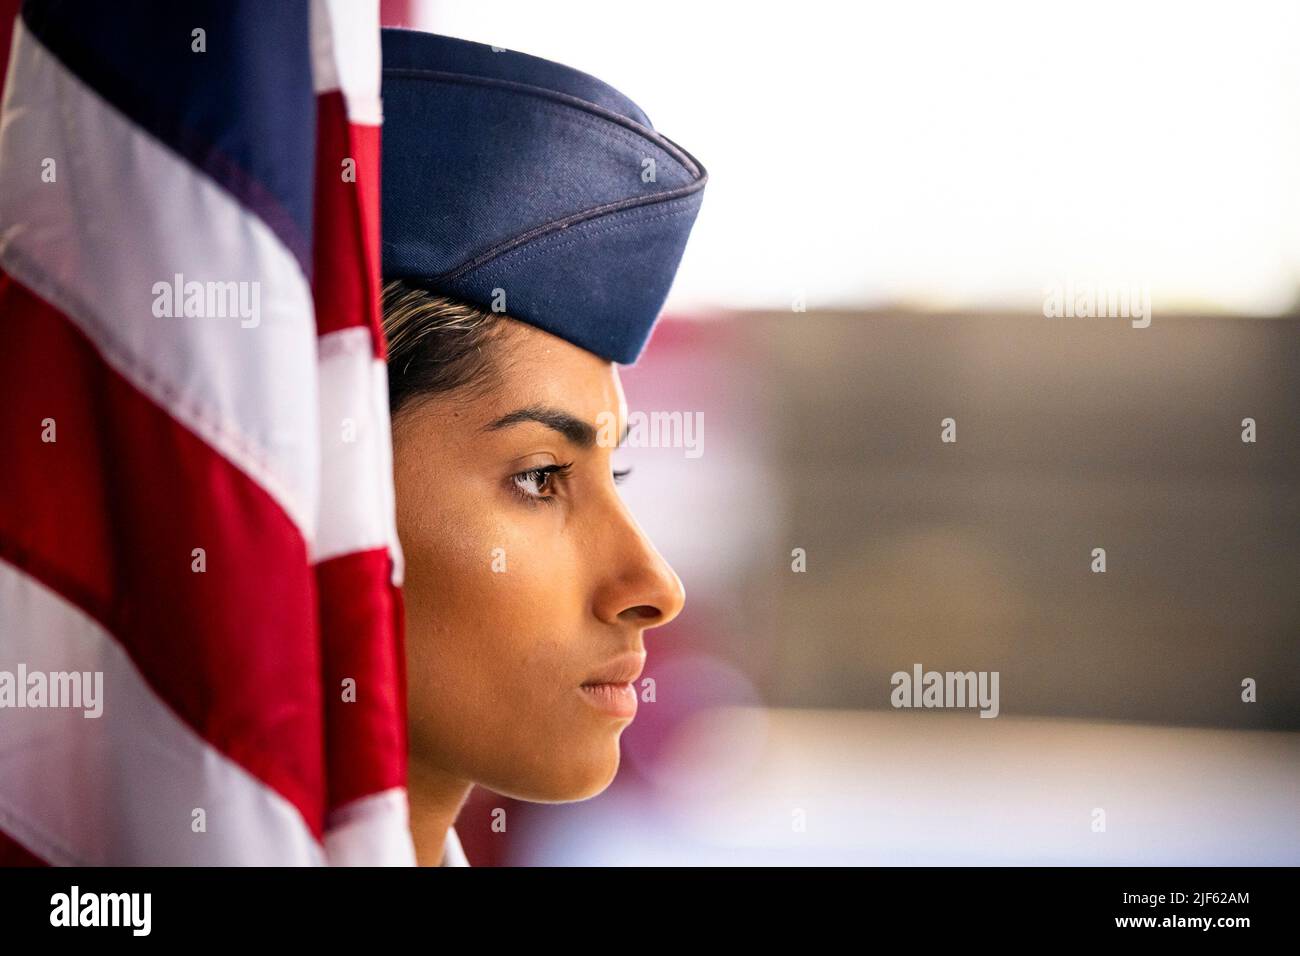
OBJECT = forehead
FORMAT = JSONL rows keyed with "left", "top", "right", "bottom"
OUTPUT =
{"left": 490, "top": 318, "right": 626, "bottom": 422}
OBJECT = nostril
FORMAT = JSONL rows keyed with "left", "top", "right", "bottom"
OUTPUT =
{"left": 621, "top": 604, "right": 661, "bottom": 622}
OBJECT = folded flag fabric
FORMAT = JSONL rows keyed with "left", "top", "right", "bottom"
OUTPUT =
{"left": 0, "top": 0, "right": 415, "bottom": 865}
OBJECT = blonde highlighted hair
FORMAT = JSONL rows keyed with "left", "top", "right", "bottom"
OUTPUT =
{"left": 381, "top": 279, "right": 507, "bottom": 415}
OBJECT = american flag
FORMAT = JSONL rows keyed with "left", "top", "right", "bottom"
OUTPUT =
{"left": 0, "top": 0, "right": 415, "bottom": 864}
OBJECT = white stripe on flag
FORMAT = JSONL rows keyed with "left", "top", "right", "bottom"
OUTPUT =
{"left": 315, "top": 327, "right": 405, "bottom": 580}
{"left": 309, "top": 0, "right": 382, "bottom": 124}
{"left": 323, "top": 787, "right": 418, "bottom": 866}
{"left": 0, "top": 558, "right": 326, "bottom": 866}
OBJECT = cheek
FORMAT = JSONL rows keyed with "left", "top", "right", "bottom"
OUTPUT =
{"left": 401, "top": 492, "right": 566, "bottom": 647}
{"left": 397, "top": 488, "right": 588, "bottom": 755}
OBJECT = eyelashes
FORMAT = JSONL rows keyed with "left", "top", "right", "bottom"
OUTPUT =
{"left": 508, "top": 463, "right": 634, "bottom": 506}
{"left": 510, "top": 462, "right": 572, "bottom": 505}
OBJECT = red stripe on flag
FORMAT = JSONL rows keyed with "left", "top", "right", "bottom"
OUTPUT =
{"left": 318, "top": 548, "right": 408, "bottom": 810}
{"left": 0, "top": 272, "right": 326, "bottom": 839}
{"left": 0, "top": 0, "right": 19, "bottom": 82}
{"left": 312, "top": 90, "right": 385, "bottom": 357}
{"left": 0, "top": 828, "right": 47, "bottom": 866}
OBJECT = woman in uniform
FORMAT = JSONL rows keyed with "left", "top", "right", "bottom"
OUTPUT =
{"left": 378, "top": 28, "right": 708, "bottom": 866}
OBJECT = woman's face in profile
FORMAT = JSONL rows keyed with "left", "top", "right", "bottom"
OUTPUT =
{"left": 391, "top": 317, "right": 686, "bottom": 803}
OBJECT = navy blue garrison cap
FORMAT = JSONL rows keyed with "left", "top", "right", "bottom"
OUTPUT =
{"left": 379, "top": 28, "right": 708, "bottom": 365}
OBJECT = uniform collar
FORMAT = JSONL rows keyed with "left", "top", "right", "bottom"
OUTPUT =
{"left": 440, "top": 824, "right": 470, "bottom": 867}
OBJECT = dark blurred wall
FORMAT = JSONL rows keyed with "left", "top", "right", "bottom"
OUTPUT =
{"left": 733, "top": 312, "right": 1299, "bottom": 730}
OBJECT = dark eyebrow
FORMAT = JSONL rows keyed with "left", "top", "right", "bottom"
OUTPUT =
{"left": 482, "top": 403, "right": 628, "bottom": 449}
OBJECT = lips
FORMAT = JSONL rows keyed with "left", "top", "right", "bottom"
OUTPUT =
{"left": 581, "top": 652, "right": 646, "bottom": 688}
{"left": 579, "top": 682, "right": 637, "bottom": 718}
{"left": 579, "top": 652, "right": 645, "bottom": 719}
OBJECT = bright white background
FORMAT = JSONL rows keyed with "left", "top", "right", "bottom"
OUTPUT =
{"left": 406, "top": 0, "right": 1300, "bottom": 317}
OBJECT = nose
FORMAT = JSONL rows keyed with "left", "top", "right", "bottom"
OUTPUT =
{"left": 591, "top": 497, "right": 686, "bottom": 629}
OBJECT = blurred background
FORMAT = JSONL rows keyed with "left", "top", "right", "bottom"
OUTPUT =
{"left": 386, "top": 0, "right": 1300, "bottom": 864}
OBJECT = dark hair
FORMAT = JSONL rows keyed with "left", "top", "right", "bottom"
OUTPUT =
{"left": 380, "top": 279, "right": 506, "bottom": 416}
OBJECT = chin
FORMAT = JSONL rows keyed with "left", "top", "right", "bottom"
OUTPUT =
{"left": 493, "top": 737, "right": 624, "bottom": 803}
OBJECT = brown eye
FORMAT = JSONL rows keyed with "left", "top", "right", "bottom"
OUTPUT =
{"left": 509, "top": 462, "right": 573, "bottom": 504}
{"left": 513, "top": 467, "right": 553, "bottom": 498}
